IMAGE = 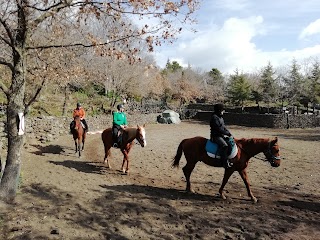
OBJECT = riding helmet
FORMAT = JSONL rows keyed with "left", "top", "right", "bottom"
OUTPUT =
{"left": 214, "top": 103, "right": 224, "bottom": 113}
{"left": 117, "top": 104, "right": 124, "bottom": 110}
{"left": 77, "top": 102, "right": 81, "bottom": 107}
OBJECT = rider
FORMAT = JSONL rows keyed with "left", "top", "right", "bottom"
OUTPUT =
{"left": 112, "top": 104, "right": 128, "bottom": 147}
{"left": 70, "top": 102, "right": 88, "bottom": 133}
{"left": 210, "top": 103, "right": 233, "bottom": 168}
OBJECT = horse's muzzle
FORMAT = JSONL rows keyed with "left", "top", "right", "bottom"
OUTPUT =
{"left": 270, "top": 160, "right": 280, "bottom": 167}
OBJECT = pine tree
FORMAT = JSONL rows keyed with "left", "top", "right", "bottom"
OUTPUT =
{"left": 259, "top": 62, "right": 278, "bottom": 112}
{"left": 283, "top": 59, "right": 304, "bottom": 106}
{"left": 308, "top": 61, "right": 320, "bottom": 113}
{"left": 227, "top": 70, "right": 251, "bottom": 110}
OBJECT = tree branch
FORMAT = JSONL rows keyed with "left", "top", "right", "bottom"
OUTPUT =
{"left": 24, "top": 78, "right": 46, "bottom": 115}
{"left": 30, "top": 0, "right": 93, "bottom": 27}
{"left": 0, "top": 17, "right": 15, "bottom": 47}
{"left": 0, "top": 58, "right": 14, "bottom": 72}
{"left": 0, "top": 80, "right": 9, "bottom": 96}
{"left": 26, "top": 26, "right": 162, "bottom": 50}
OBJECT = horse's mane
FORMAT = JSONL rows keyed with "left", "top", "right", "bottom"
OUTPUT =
{"left": 124, "top": 127, "right": 138, "bottom": 134}
{"left": 236, "top": 138, "right": 270, "bottom": 146}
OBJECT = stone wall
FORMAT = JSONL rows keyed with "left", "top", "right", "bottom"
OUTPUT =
{"left": 0, "top": 113, "right": 159, "bottom": 145}
{"left": 195, "top": 111, "right": 320, "bottom": 129}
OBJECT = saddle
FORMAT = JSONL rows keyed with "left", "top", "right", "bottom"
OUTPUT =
{"left": 205, "top": 137, "right": 238, "bottom": 159}
{"left": 70, "top": 120, "right": 86, "bottom": 130}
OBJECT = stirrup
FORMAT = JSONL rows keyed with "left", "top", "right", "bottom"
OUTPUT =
{"left": 112, "top": 143, "right": 118, "bottom": 148}
{"left": 226, "top": 160, "right": 233, "bottom": 168}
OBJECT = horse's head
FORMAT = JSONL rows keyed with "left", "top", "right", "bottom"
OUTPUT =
{"left": 263, "top": 137, "right": 281, "bottom": 167}
{"left": 135, "top": 124, "right": 147, "bottom": 147}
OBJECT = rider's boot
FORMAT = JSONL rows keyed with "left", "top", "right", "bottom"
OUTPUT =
{"left": 117, "top": 135, "right": 122, "bottom": 148}
{"left": 221, "top": 147, "right": 232, "bottom": 168}
{"left": 112, "top": 136, "right": 118, "bottom": 148}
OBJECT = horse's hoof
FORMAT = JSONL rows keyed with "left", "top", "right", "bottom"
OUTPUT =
{"left": 220, "top": 194, "right": 227, "bottom": 200}
{"left": 251, "top": 197, "right": 258, "bottom": 203}
{"left": 186, "top": 189, "right": 195, "bottom": 194}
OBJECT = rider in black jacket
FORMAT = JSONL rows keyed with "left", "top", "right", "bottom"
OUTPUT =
{"left": 210, "top": 103, "right": 233, "bottom": 168}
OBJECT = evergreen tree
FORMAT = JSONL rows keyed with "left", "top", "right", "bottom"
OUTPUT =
{"left": 208, "top": 68, "right": 224, "bottom": 86}
{"left": 227, "top": 70, "right": 251, "bottom": 109}
{"left": 259, "top": 62, "right": 278, "bottom": 112}
{"left": 307, "top": 61, "right": 320, "bottom": 112}
{"left": 165, "top": 60, "right": 183, "bottom": 72}
{"left": 283, "top": 59, "right": 304, "bottom": 106}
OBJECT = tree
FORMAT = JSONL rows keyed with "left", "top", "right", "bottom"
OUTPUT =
{"left": 283, "top": 59, "right": 304, "bottom": 106}
{"left": 307, "top": 60, "right": 320, "bottom": 113}
{"left": 0, "top": 0, "right": 199, "bottom": 202}
{"left": 204, "top": 68, "right": 225, "bottom": 102}
{"left": 227, "top": 69, "right": 251, "bottom": 110}
{"left": 208, "top": 68, "right": 224, "bottom": 86}
{"left": 164, "top": 60, "right": 183, "bottom": 73}
{"left": 259, "top": 62, "right": 278, "bottom": 112}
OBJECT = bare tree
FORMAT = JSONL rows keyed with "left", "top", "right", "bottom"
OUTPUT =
{"left": 0, "top": 0, "right": 199, "bottom": 201}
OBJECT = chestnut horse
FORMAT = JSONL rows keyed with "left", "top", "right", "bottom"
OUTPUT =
{"left": 101, "top": 125, "right": 146, "bottom": 174}
{"left": 172, "top": 137, "right": 280, "bottom": 202}
{"left": 71, "top": 116, "right": 86, "bottom": 157}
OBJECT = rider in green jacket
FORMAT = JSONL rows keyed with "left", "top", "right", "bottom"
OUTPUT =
{"left": 112, "top": 104, "right": 128, "bottom": 147}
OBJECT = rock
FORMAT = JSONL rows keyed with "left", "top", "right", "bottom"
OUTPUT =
{"left": 50, "top": 229, "right": 59, "bottom": 235}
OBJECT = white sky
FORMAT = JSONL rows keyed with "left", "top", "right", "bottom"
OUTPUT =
{"left": 151, "top": 0, "right": 320, "bottom": 74}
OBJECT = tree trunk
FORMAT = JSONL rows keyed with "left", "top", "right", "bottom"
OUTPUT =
{"left": 0, "top": 43, "right": 26, "bottom": 201}
{"left": 0, "top": 139, "right": 2, "bottom": 177}
{"left": 62, "top": 85, "right": 68, "bottom": 116}
{"left": 0, "top": 77, "right": 25, "bottom": 202}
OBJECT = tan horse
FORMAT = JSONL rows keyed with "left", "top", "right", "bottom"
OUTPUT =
{"left": 101, "top": 125, "right": 146, "bottom": 174}
{"left": 172, "top": 137, "right": 280, "bottom": 202}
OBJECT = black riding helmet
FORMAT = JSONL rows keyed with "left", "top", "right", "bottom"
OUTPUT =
{"left": 77, "top": 102, "right": 81, "bottom": 108}
{"left": 117, "top": 104, "right": 124, "bottom": 110}
{"left": 214, "top": 103, "right": 224, "bottom": 113}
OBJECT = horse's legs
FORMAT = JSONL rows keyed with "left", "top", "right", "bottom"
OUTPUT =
{"left": 182, "top": 161, "right": 197, "bottom": 193}
{"left": 74, "top": 140, "right": 78, "bottom": 153}
{"left": 238, "top": 169, "right": 257, "bottom": 203}
{"left": 103, "top": 146, "right": 112, "bottom": 168}
{"left": 219, "top": 169, "right": 234, "bottom": 200}
{"left": 78, "top": 139, "right": 82, "bottom": 157}
{"left": 82, "top": 134, "right": 85, "bottom": 151}
{"left": 121, "top": 150, "right": 129, "bottom": 174}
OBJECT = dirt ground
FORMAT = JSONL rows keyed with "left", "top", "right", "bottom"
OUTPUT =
{"left": 1, "top": 121, "right": 320, "bottom": 240}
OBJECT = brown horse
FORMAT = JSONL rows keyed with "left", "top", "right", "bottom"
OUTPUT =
{"left": 172, "top": 137, "right": 281, "bottom": 202}
{"left": 71, "top": 116, "right": 86, "bottom": 157}
{"left": 101, "top": 124, "right": 146, "bottom": 174}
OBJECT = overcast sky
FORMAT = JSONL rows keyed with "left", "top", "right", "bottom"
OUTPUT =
{"left": 151, "top": 0, "right": 320, "bottom": 74}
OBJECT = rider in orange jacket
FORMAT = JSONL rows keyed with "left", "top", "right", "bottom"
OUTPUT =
{"left": 70, "top": 103, "right": 88, "bottom": 132}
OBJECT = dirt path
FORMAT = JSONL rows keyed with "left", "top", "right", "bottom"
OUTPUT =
{"left": 1, "top": 121, "right": 320, "bottom": 240}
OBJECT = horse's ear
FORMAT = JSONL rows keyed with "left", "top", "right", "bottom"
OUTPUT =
{"left": 271, "top": 137, "right": 278, "bottom": 145}
{"left": 143, "top": 123, "right": 146, "bottom": 128}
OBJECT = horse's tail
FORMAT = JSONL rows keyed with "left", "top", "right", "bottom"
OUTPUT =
{"left": 172, "top": 139, "right": 186, "bottom": 168}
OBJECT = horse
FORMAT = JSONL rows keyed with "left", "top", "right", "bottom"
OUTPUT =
{"left": 172, "top": 136, "right": 281, "bottom": 202}
{"left": 71, "top": 116, "right": 86, "bottom": 157}
{"left": 101, "top": 124, "right": 146, "bottom": 174}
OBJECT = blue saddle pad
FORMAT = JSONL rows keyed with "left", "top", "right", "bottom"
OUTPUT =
{"left": 205, "top": 137, "right": 236, "bottom": 156}
{"left": 205, "top": 140, "right": 219, "bottom": 155}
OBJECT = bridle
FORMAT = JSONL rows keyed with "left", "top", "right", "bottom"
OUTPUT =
{"left": 263, "top": 142, "right": 281, "bottom": 164}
